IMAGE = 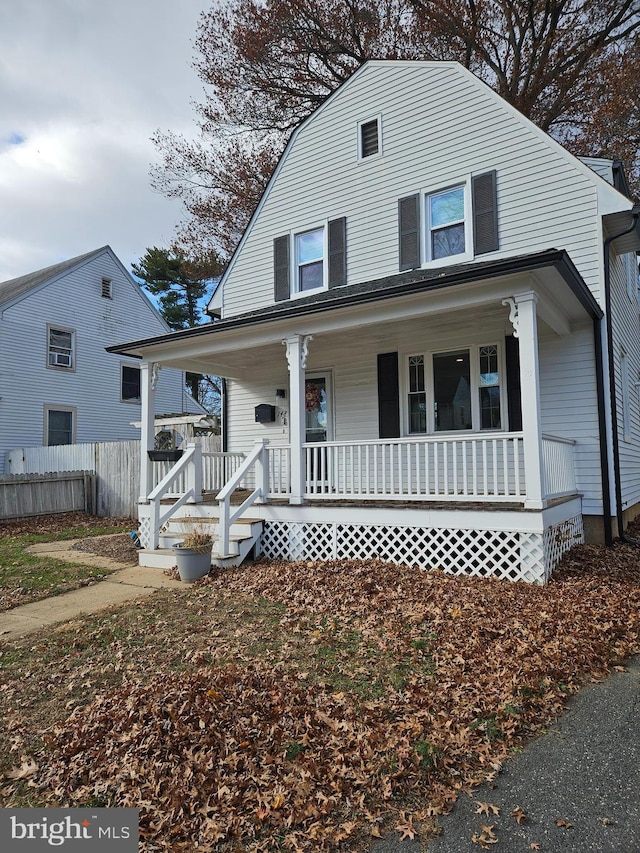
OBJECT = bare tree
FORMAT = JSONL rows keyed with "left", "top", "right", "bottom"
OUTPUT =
{"left": 152, "top": 0, "right": 640, "bottom": 259}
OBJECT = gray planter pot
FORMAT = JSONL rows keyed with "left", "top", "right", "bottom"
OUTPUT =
{"left": 173, "top": 542, "right": 212, "bottom": 583}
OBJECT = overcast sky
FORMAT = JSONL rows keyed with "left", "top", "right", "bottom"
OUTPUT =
{"left": 0, "top": 0, "right": 209, "bottom": 283}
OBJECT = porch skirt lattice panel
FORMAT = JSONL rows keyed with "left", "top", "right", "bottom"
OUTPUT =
{"left": 259, "top": 520, "right": 581, "bottom": 584}
{"left": 543, "top": 514, "right": 584, "bottom": 582}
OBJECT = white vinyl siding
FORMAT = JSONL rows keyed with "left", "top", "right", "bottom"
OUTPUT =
{"left": 222, "top": 62, "right": 604, "bottom": 318}
{"left": 538, "top": 322, "right": 601, "bottom": 515}
{"left": 0, "top": 249, "right": 201, "bottom": 473}
{"left": 609, "top": 247, "right": 640, "bottom": 510}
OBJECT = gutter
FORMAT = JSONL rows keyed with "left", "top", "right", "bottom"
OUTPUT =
{"left": 602, "top": 205, "right": 640, "bottom": 543}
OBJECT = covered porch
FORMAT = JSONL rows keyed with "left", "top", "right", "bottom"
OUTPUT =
{"left": 109, "top": 249, "right": 603, "bottom": 583}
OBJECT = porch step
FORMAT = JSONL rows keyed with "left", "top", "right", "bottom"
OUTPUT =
{"left": 139, "top": 523, "right": 262, "bottom": 571}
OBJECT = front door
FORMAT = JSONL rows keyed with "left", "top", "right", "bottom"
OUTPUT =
{"left": 305, "top": 375, "right": 330, "bottom": 443}
{"left": 305, "top": 374, "right": 332, "bottom": 490}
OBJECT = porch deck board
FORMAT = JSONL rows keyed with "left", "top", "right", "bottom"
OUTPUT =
{"left": 162, "top": 490, "right": 578, "bottom": 513}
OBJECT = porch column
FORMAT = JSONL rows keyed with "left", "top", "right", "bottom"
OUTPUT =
{"left": 138, "top": 361, "right": 158, "bottom": 502}
{"left": 512, "top": 292, "right": 545, "bottom": 509}
{"left": 283, "top": 334, "right": 313, "bottom": 505}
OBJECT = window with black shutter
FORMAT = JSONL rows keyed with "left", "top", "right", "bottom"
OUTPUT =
{"left": 328, "top": 217, "right": 346, "bottom": 288}
{"left": 398, "top": 171, "right": 498, "bottom": 270}
{"left": 377, "top": 352, "right": 400, "bottom": 438}
{"left": 274, "top": 217, "right": 347, "bottom": 299}
{"left": 398, "top": 194, "right": 420, "bottom": 271}
{"left": 273, "top": 235, "right": 290, "bottom": 302}
{"left": 472, "top": 170, "right": 499, "bottom": 255}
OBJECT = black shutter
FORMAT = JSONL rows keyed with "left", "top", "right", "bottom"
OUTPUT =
{"left": 377, "top": 352, "right": 400, "bottom": 438}
{"left": 472, "top": 170, "right": 499, "bottom": 255}
{"left": 398, "top": 194, "right": 420, "bottom": 271}
{"left": 328, "top": 217, "right": 346, "bottom": 288}
{"left": 273, "top": 235, "right": 290, "bottom": 302}
{"left": 505, "top": 335, "right": 522, "bottom": 432}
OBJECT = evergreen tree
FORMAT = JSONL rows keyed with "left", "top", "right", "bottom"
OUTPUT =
{"left": 132, "top": 246, "right": 223, "bottom": 410}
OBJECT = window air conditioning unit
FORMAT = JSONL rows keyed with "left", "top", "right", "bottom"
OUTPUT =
{"left": 51, "top": 353, "right": 71, "bottom": 367}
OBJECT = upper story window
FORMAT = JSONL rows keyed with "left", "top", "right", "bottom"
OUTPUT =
{"left": 399, "top": 171, "right": 498, "bottom": 271}
{"left": 427, "top": 185, "right": 467, "bottom": 260}
{"left": 101, "top": 277, "right": 112, "bottom": 299}
{"left": 121, "top": 364, "right": 141, "bottom": 402}
{"left": 358, "top": 117, "right": 381, "bottom": 160}
{"left": 295, "top": 227, "right": 325, "bottom": 292}
{"left": 274, "top": 218, "right": 346, "bottom": 302}
{"left": 47, "top": 325, "right": 75, "bottom": 370}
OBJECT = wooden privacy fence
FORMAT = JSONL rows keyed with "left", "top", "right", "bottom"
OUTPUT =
{"left": 0, "top": 471, "right": 95, "bottom": 520}
{"left": 5, "top": 436, "right": 221, "bottom": 519}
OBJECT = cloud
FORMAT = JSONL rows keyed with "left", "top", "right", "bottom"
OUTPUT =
{"left": 0, "top": 0, "right": 209, "bottom": 281}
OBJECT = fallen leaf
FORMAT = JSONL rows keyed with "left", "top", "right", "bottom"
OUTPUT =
{"left": 396, "top": 815, "right": 416, "bottom": 840}
{"left": 556, "top": 818, "right": 573, "bottom": 828}
{"left": 472, "top": 824, "right": 498, "bottom": 848}
{"left": 5, "top": 758, "right": 38, "bottom": 779}
{"left": 476, "top": 801, "right": 500, "bottom": 816}
{"left": 511, "top": 806, "right": 528, "bottom": 824}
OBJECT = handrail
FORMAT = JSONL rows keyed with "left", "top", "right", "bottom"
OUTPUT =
{"left": 148, "top": 443, "right": 202, "bottom": 549}
{"left": 148, "top": 445, "right": 197, "bottom": 500}
{"left": 216, "top": 440, "right": 269, "bottom": 556}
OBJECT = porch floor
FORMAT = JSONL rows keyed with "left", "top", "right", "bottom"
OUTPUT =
{"left": 161, "top": 490, "right": 579, "bottom": 513}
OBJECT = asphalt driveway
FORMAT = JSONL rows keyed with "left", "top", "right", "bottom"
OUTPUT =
{"left": 372, "top": 656, "right": 640, "bottom": 853}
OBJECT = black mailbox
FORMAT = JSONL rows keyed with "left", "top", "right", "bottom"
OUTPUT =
{"left": 255, "top": 404, "right": 276, "bottom": 423}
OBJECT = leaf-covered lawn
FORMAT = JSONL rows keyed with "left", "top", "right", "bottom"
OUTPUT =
{"left": 0, "top": 530, "right": 639, "bottom": 851}
{"left": 0, "top": 513, "right": 136, "bottom": 611}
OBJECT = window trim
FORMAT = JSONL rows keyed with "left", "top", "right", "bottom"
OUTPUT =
{"left": 290, "top": 223, "right": 328, "bottom": 299}
{"left": 46, "top": 324, "right": 76, "bottom": 372}
{"left": 357, "top": 115, "right": 382, "bottom": 161}
{"left": 43, "top": 405, "right": 76, "bottom": 446}
{"left": 625, "top": 253, "right": 638, "bottom": 304}
{"left": 621, "top": 348, "right": 632, "bottom": 442}
{"left": 403, "top": 341, "right": 507, "bottom": 436}
{"left": 121, "top": 362, "right": 142, "bottom": 403}
{"left": 421, "top": 178, "right": 474, "bottom": 268}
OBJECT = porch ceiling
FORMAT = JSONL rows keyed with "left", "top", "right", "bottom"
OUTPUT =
{"left": 107, "top": 248, "right": 600, "bottom": 378}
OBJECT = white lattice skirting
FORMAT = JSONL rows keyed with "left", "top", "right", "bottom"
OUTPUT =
{"left": 259, "top": 515, "right": 584, "bottom": 584}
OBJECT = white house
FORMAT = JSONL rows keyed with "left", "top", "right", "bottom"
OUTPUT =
{"left": 0, "top": 245, "right": 205, "bottom": 473}
{"left": 107, "top": 61, "right": 640, "bottom": 583}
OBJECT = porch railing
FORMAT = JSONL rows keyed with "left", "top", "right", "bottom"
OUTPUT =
{"left": 542, "top": 434, "right": 577, "bottom": 499}
{"left": 152, "top": 451, "right": 245, "bottom": 496}
{"left": 301, "top": 434, "right": 526, "bottom": 501}
{"left": 143, "top": 433, "right": 577, "bottom": 549}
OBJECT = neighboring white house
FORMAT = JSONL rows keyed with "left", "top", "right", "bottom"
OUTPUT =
{"left": 0, "top": 245, "right": 205, "bottom": 473}
{"left": 107, "top": 61, "right": 640, "bottom": 583}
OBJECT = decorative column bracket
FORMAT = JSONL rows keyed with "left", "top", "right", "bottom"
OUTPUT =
{"left": 502, "top": 297, "right": 520, "bottom": 338}
{"left": 283, "top": 335, "right": 313, "bottom": 369}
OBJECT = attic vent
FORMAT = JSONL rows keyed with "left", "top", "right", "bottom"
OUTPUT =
{"left": 101, "top": 277, "right": 112, "bottom": 299}
{"left": 359, "top": 118, "right": 380, "bottom": 159}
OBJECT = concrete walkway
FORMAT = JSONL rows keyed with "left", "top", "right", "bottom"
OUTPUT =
{"left": 0, "top": 540, "right": 182, "bottom": 640}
